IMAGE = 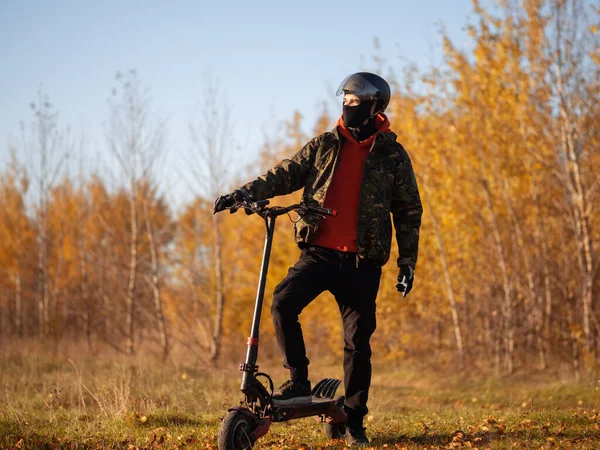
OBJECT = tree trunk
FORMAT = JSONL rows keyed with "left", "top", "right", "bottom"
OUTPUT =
{"left": 50, "top": 218, "right": 66, "bottom": 339}
{"left": 560, "top": 111, "right": 595, "bottom": 354}
{"left": 535, "top": 187, "right": 552, "bottom": 370}
{"left": 80, "top": 230, "right": 92, "bottom": 352}
{"left": 143, "top": 196, "right": 169, "bottom": 360}
{"left": 481, "top": 179, "right": 514, "bottom": 374}
{"left": 572, "top": 336, "right": 581, "bottom": 382}
{"left": 461, "top": 288, "right": 472, "bottom": 351}
{"left": 192, "top": 208, "right": 213, "bottom": 349}
{"left": 15, "top": 273, "right": 22, "bottom": 337}
{"left": 551, "top": 7, "right": 596, "bottom": 354}
{"left": 12, "top": 216, "right": 24, "bottom": 338}
{"left": 210, "top": 212, "right": 225, "bottom": 362}
{"left": 495, "top": 324, "right": 502, "bottom": 377}
{"left": 99, "top": 240, "right": 111, "bottom": 340}
{"left": 542, "top": 255, "right": 553, "bottom": 369}
{"left": 38, "top": 195, "right": 49, "bottom": 338}
{"left": 125, "top": 181, "right": 138, "bottom": 355}
{"left": 422, "top": 178, "right": 464, "bottom": 364}
{"left": 503, "top": 178, "right": 545, "bottom": 369}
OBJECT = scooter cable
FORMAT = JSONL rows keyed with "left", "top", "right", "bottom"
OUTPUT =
{"left": 254, "top": 372, "right": 275, "bottom": 396}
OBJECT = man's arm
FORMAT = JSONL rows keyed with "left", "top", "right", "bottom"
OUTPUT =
{"left": 390, "top": 148, "right": 423, "bottom": 270}
{"left": 239, "top": 135, "right": 321, "bottom": 201}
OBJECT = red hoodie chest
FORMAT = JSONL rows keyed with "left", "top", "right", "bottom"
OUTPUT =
{"left": 311, "top": 133, "right": 373, "bottom": 252}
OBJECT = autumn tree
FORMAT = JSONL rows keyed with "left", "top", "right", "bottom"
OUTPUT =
{"left": 0, "top": 151, "right": 34, "bottom": 338}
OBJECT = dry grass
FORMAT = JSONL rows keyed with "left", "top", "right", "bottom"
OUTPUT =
{"left": 0, "top": 343, "right": 599, "bottom": 449}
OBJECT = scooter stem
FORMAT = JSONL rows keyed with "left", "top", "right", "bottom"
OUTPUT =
{"left": 241, "top": 215, "right": 276, "bottom": 390}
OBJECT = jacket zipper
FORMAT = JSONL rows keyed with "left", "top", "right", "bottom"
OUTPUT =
{"left": 304, "top": 133, "right": 343, "bottom": 243}
{"left": 355, "top": 133, "right": 383, "bottom": 266}
{"left": 316, "top": 132, "right": 344, "bottom": 208}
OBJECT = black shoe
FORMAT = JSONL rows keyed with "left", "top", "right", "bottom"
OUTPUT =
{"left": 346, "top": 426, "right": 370, "bottom": 447}
{"left": 273, "top": 379, "right": 312, "bottom": 400}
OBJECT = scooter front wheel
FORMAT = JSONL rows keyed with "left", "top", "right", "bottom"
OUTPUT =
{"left": 218, "top": 410, "right": 256, "bottom": 449}
{"left": 323, "top": 422, "right": 347, "bottom": 440}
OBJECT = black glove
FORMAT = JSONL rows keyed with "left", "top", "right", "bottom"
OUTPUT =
{"left": 213, "top": 189, "right": 252, "bottom": 214}
{"left": 396, "top": 265, "right": 414, "bottom": 297}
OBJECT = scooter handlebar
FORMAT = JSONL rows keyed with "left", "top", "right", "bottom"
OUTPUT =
{"left": 220, "top": 199, "right": 338, "bottom": 218}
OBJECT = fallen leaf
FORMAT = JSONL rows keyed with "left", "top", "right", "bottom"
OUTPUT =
{"left": 452, "top": 430, "right": 465, "bottom": 443}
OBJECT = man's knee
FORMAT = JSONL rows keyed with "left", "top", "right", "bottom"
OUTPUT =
{"left": 343, "top": 314, "right": 376, "bottom": 348}
{"left": 344, "top": 342, "right": 372, "bottom": 360}
{"left": 344, "top": 322, "right": 375, "bottom": 358}
{"left": 271, "top": 292, "right": 296, "bottom": 323}
{"left": 271, "top": 296, "right": 282, "bottom": 322}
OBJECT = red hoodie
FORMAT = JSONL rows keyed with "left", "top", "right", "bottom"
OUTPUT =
{"left": 312, "top": 114, "right": 391, "bottom": 252}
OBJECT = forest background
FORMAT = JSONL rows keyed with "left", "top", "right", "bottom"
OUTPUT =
{"left": 1, "top": 0, "right": 599, "bottom": 382}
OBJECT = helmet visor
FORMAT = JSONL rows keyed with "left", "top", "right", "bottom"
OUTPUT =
{"left": 336, "top": 73, "right": 380, "bottom": 100}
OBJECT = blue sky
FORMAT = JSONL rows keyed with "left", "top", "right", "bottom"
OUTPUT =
{"left": 0, "top": 0, "right": 483, "bottom": 205}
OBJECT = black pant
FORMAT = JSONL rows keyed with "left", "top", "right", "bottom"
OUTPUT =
{"left": 271, "top": 245, "right": 381, "bottom": 428}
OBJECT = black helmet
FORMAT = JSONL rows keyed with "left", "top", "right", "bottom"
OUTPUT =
{"left": 336, "top": 72, "right": 391, "bottom": 113}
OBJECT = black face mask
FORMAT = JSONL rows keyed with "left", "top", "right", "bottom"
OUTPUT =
{"left": 343, "top": 101, "right": 374, "bottom": 128}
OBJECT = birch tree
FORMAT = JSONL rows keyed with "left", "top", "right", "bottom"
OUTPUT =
{"left": 21, "top": 91, "right": 69, "bottom": 337}
{"left": 106, "top": 70, "right": 167, "bottom": 355}
{"left": 545, "top": 0, "right": 598, "bottom": 354}
{"left": 187, "top": 78, "right": 234, "bottom": 362}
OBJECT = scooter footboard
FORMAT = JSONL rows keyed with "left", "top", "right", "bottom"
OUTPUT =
{"left": 272, "top": 396, "right": 346, "bottom": 423}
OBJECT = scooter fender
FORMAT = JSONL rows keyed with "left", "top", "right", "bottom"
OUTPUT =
{"left": 227, "top": 406, "right": 256, "bottom": 420}
{"left": 324, "top": 400, "right": 347, "bottom": 424}
{"left": 313, "top": 396, "right": 347, "bottom": 424}
{"left": 250, "top": 417, "right": 272, "bottom": 440}
{"left": 227, "top": 406, "right": 272, "bottom": 441}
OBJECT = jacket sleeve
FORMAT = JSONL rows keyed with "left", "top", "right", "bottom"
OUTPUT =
{"left": 390, "top": 147, "right": 423, "bottom": 270}
{"left": 238, "top": 135, "right": 321, "bottom": 201}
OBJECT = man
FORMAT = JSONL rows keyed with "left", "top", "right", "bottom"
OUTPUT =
{"left": 214, "top": 72, "right": 422, "bottom": 447}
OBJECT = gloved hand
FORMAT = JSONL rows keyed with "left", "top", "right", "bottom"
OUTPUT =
{"left": 396, "top": 265, "right": 414, "bottom": 297}
{"left": 213, "top": 189, "right": 253, "bottom": 214}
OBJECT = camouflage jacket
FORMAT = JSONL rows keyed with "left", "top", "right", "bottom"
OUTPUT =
{"left": 240, "top": 127, "right": 423, "bottom": 269}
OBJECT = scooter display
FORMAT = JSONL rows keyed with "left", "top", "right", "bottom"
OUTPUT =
{"left": 215, "top": 199, "right": 347, "bottom": 450}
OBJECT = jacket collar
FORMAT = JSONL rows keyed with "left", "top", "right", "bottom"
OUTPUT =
{"left": 331, "top": 119, "right": 397, "bottom": 151}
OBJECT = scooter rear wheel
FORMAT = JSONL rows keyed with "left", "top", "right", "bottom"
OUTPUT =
{"left": 323, "top": 422, "right": 347, "bottom": 440}
{"left": 218, "top": 410, "right": 256, "bottom": 449}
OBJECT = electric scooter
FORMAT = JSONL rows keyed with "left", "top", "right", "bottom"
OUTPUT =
{"left": 216, "top": 199, "right": 347, "bottom": 450}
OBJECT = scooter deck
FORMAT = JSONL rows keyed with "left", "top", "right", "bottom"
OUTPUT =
{"left": 272, "top": 395, "right": 338, "bottom": 406}
{"left": 271, "top": 395, "right": 345, "bottom": 422}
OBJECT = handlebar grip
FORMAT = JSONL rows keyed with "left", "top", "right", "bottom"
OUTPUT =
{"left": 311, "top": 206, "right": 337, "bottom": 217}
{"left": 250, "top": 200, "right": 270, "bottom": 208}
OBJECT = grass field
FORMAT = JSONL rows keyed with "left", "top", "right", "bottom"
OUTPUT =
{"left": 1, "top": 348, "right": 599, "bottom": 449}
